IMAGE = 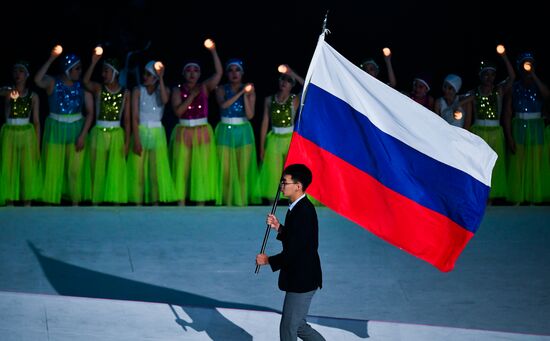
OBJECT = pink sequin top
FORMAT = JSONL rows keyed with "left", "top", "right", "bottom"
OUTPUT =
{"left": 179, "top": 85, "right": 208, "bottom": 119}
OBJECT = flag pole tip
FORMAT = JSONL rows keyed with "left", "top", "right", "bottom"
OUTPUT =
{"left": 321, "top": 10, "right": 331, "bottom": 37}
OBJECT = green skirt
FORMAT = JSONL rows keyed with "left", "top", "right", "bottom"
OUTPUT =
{"left": 506, "top": 118, "right": 550, "bottom": 203}
{"left": 215, "top": 121, "right": 260, "bottom": 206}
{"left": 41, "top": 116, "right": 91, "bottom": 204}
{"left": 169, "top": 124, "right": 218, "bottom": 203}
{"left": 258, "top": 131, "right": 291, "bottom": 200}
{"left": 471, "top": 124, "right": 508, "bottom": 199}
{"left": 89, "top": 126, "right": 127, "bottom": 204}
{"left": 127, "top": 125, "right": 176, "bottom": 204}
{"left": 0, "top": 124, "right": 42, "bottom": 202}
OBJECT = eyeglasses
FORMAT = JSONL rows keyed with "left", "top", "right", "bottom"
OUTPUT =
{"left": 280, "top": 181, "right": 297, "bottom": 187}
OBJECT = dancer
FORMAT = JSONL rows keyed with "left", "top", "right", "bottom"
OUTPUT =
{"left": 83, "top": 48, "right": 130, "bottom": 204}
{"left": 258, "top": 65, "right": 303, "bottom": 202}
{"left": 466, "top": 46, "right": 515, "bottom": 202}
{"left": 127, "top": 60, "right": 176, "bottom": 204}
{"left": 214, "top": 58, "right": 260, "bottom": 206}
{"left": 503, "top": 52, "right": 550, "bottom": 203}
{"left": 34, "top": 45, "right": 94, "bottom": 204}
{"left": 434, "top": 74, "right": 471, "bottom": 128}
{"left": 0, "top": 61, "right": 42, "bottom": 205}
{"left": 170, "top": 39, "right": 222, "bottom": 205}
{"left": 359, "top": 47, "right": 397, "bottom": 88}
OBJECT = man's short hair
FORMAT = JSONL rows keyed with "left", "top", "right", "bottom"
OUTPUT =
{"left": 283, "top": 164, "right": 312, "bottom": 191}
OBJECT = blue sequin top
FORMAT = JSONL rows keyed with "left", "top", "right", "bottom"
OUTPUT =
{"left": 48, "top": 78, "right": 84, "bottom": 114}
{"left": 220, "top": 84, "right": 245, "bottom": 118}
{"left": 512, "top": 81, "right": 543, "bottom": 113}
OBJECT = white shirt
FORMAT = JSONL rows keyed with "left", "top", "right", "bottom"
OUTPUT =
{"left": 288, "top": 194, "right": 306, "bottom": 211}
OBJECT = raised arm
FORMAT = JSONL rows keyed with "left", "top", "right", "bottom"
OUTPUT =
{"left": 203, "top": 41, "right": 223, "bottom": 93}
{"left": 283, "top": 65, "right": 304, "bottom": 87}
{"left": 156, "top": 63, "right": 170, "bottom": 105}
{"left": 34, "top": 45, "right": 62, "bottom": 95}
{"left": 83, "top": 52, "right": 103, "bottom": 94}
{"left": 497, "top": 48, "right": 516, "bottom": 92}
{"left": 383, "top": 49, "right": 397, "bottom": 88}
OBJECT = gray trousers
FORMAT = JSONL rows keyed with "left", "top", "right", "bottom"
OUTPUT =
{"left": 280, "top": 290, "right": 326, "bottom": 341}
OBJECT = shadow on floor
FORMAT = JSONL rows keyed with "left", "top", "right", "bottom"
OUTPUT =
{"left": 28, "top": 241, "right": 369, "bottom": 339}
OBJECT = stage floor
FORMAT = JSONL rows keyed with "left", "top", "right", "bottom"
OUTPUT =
{"left": 0, "top": 206, "right": 549, "bottom": 340}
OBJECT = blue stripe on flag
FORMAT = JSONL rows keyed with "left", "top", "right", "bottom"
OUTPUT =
{"left": 298, "top": 84, "right": 490, "bottom": 233}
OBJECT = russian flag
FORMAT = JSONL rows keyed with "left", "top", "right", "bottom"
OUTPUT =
{"left": 286, "top": 35, "right": 497, "bottom": 272}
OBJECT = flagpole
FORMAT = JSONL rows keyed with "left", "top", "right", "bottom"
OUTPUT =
{"left": 255, "top": 13, "right": 329, "bottom": 274}
{"left": 321, "top": 10, "right": 329, "bottom": 35}
{"left": 255, "top": 186, "right": 282, "bottom": 274}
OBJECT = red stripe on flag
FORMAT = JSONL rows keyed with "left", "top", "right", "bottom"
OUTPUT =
{"left": 286, "top": 133, "right": 473, "bottom": 272}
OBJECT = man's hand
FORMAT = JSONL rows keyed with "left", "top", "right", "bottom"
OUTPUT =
{"left": 256, "top": 253, "right": 269, "bottom": 266}
{"left": 266, "top": 214, "right": 281, "bottom": 232}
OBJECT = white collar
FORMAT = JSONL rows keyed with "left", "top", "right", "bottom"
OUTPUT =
{"left": 289, "top": 194, "right": 306, "bottom": 211}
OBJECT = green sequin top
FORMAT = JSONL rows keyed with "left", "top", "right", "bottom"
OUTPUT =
{"left": 8, "top": 92, "right": 33, "bottom": 119}
{"left": 474, "top": 88, "right": 501, "bottom": 120}
{"left": 270, "top": 94, "right": 295, "bottom": 128}
{"left": 98, "top": 86, "right": 125, "bottom": 121}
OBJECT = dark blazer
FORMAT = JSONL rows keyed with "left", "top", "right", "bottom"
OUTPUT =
{"left": 269, "top": 196, "right": 322, "bottom": 293}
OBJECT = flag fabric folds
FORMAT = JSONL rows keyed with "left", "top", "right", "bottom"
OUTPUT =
{"left": 285, "top": 34, "right": 497, "bottom": 272}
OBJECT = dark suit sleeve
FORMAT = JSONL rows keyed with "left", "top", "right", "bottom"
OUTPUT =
{"left": 268, "top": 202, "right": 317, "bottom": 272}
{"left": 276, "top": 225, "right": 285, "bottom": 241}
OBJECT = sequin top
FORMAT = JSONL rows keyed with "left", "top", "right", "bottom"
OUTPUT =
{"left": 139, "top": 86, "right": 164, "bottom": 122}
{"left": 270, "top": 94, "right": 295, "bottom": 127}
{"left": 512, "top": 81, "right": 543, "bottom": 114}
{"left": 8, "top": 91, "right": 33, "bottom": 119}
{"left": 97, "top": 86, "right": 125, "bottom": 121}
{"left": 179, "top": 85, "right": 208, "bottom": 119}
{"left": 474, "top": 88, "right": 501, "bottom": 120}
{"left": 49, "top": 78, "right": 84, "bottom": 114}
{"left": 220, "top": 84, "right": 245, "bottom": 118}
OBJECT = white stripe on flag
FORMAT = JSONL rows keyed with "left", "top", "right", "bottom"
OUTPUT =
{"left": 302, "top": 37, "right": 497, "bottom": 187}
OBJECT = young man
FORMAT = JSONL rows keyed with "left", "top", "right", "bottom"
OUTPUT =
{"left": 256, "top": 163, "right": 325, "bottom": 341}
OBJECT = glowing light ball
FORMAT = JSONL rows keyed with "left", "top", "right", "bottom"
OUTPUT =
{"left": 53, "top": 45, "right": 63, "bottom": 56}
{"left": 244, "top": 84, "right": 253, "bottom": 93}
{"left": 496, "top": 44, "right": 505, "bottom": 55}
{"left": 523, "top": 61, "right": 532, "bottom": 72}
{"left": 94, "top": 46, "right": 103, "bottom": 56}
{"left": 204, "top": 39, "right": 214, "bottom": 49}
{"left": 154, "top": 61, "right": 163, "bottom": 71}
{"left": 278, "top": 64, "right": 288, "bottom": 73}
{"left": 453, "top": 110, "right": 463, "bottom": 120}
{"left": 383, "top": 47, "right": 391, "bottom": 57}
{"left": 9, "top": 90, "right": 19, "bottom": 100}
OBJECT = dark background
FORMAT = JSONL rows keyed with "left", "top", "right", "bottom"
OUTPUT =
{"left": 1, "top": 0, "right": 548, "bottom": 133}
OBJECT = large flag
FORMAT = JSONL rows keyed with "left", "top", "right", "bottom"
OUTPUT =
{"left": 285, "top": 34, "right": 497, "bottom": 272}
